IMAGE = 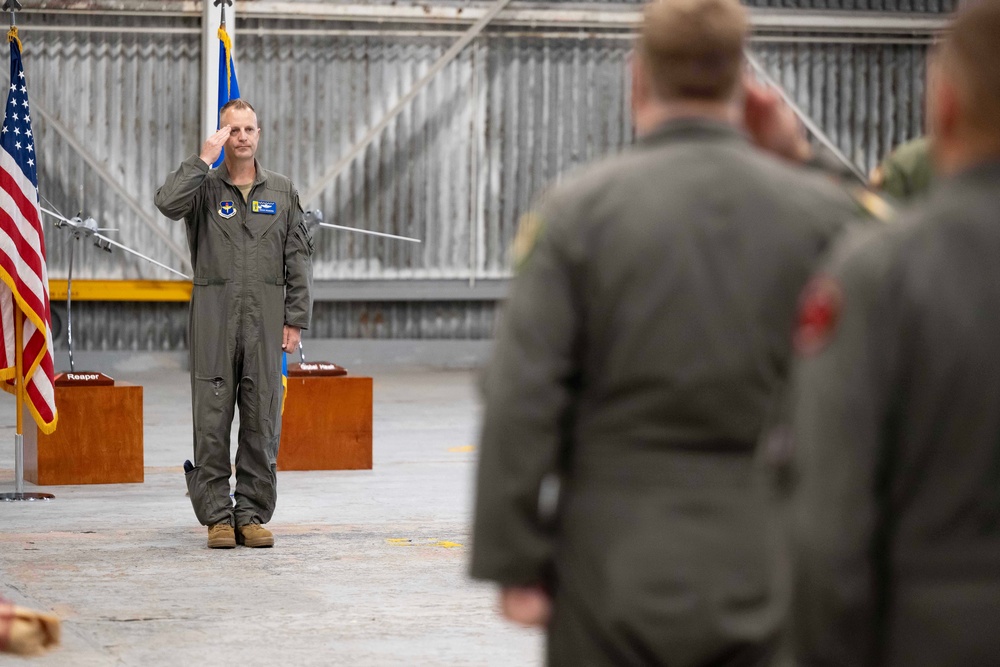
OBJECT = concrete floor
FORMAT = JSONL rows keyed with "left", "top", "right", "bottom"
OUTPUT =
{"left": 0, "top": 365, "right": 543, "bottom": 666}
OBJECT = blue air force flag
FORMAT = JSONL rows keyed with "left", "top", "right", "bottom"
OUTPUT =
{"left": 212, "top": 24, "right": 240, "bottom": 169}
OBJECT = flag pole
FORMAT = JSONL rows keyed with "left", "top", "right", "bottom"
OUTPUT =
{"left": 13, "top": 306, "right": 23, "bottom": 493}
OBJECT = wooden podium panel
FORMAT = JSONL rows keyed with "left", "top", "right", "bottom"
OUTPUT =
{"left": 24, "top": 382, "right": 144, "bottom": 485}
{"left": 278, "top": 376, "right": 373, "bottom": 470}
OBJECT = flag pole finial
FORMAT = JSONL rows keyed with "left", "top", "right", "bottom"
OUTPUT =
{"left": 213, "top": 0, "right": 233, "bottom": 28}
{"left": 2, "top": 0, "right": 21, "bottom": 28}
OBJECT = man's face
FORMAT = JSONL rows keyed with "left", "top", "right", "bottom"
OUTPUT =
{"left": 221, "top": 107, "right": 260, "bottom": 161}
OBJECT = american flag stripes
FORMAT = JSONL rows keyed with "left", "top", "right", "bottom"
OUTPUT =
{"left": 0, "top": 29, "right": 56, "bottom": 433}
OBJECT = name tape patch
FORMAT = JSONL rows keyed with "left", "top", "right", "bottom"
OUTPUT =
{"left": 252, "top": 200, "right": 277, "bottom": 215}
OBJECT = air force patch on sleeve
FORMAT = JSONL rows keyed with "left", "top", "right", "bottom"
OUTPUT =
{"left": 218, "top": 201, "right": 236, "bottom": 219}
{"left": 252, "top": 200, "right": 277, "bottom": 215}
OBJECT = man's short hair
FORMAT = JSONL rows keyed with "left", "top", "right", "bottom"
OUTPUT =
{"left": 638, "top": 0, "right": 747, "bottom": 102}
{"left": 937, "top": 0, "right": 1000, "bottom": 135}
{"left": 220, "top": 99, "right": 259, "bottom": 126}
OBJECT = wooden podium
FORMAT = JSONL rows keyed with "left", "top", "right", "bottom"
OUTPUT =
{"left": 24, "top": 377, "right": 144, "bottom": 485}
{"left": 278, "top": 374, "right": 373, "bottom": 470}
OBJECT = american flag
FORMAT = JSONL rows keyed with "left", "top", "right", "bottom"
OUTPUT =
{"left": 0, "top": 31, "right": 56, "bottom": 433}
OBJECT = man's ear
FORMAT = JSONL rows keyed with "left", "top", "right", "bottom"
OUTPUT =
{"left": 631, "top": 51, "right": 651, "bottom": 116}
{"left": 927, "top": 59, "right": 960, "bottom": 144}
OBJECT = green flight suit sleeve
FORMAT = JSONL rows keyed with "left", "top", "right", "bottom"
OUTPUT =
{"left": 875, "top": 137, "right": 933, "bottom": 203}
{"left": 283, "top": 189, "right": 313, "bottom": 330}
{"left": 785, "top": 229, "right": 905, "bottom": 666}
{"left": 470, "top": 195, "right": 583, "bottom": 587}
{"left": 154, "top": 154, "right": 209, "bottom": 221}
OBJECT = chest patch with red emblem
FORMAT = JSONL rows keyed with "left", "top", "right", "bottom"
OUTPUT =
{"left": 794, "top": 275, "right": 844, "bottom": 356}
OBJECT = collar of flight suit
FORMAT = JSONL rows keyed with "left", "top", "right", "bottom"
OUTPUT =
{"left": 215, "top": 157, "right": 269, "bottom": 189}
{"left": 638, "top": 116, "right": 746, "bottom": 149}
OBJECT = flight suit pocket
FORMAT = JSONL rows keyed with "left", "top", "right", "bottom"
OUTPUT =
{"left": 248, "top": 202, "right": 285, "bottom": 240}
{"left": 239, "top": 375, "right": 259, "bottom": 434}
{"left": 201, "top": 215, "right": 235, "bottom": 282}
{"left": 190, "top": 284, "right": 232, "bottom": 378}
{"left": 247, "top": 377, "right": 280, "bottom": 440}
{"left": 256, "top": 220, "right": 287, "bottom": 285}
{"left": 263, "top": 385, "right": 280, "bottom": 444}
{"left": 193, "top": 375, "right": 231, "bottom": 440}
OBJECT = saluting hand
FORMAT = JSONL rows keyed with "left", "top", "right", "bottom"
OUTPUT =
{"left": 743, "top": 78, "right": 812, "bottom": 165}
{"left": 199, "top": 125, "right": 231, "bottom": 166}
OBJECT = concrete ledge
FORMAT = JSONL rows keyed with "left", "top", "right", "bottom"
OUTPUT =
{"left": 54, "top": 339, "right": 494, "bottom": 374}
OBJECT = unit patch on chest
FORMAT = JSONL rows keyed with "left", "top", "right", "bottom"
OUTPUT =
{"left": 252, "top": 200, "right": 277, "bottom": 215}
{"left": 218, "top": 201, "right": 236, "bottom": 219}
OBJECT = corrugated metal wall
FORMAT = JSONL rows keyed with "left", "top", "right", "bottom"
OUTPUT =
{"left": 755, "top": 40, "right": 928, "bottom": 171}
{"left": 27, "top": 13, "right": 199, "bottom": 281}
{"left": 17, "top": 6, "right": 939, "bottom": 349}
{"left": 238, "top": 28, "right": 633, "bottom": 280}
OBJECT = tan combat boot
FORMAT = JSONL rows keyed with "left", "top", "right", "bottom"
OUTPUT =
{"left": 207, "top": 523, "right": 236, "bottom": 549}
{"left": 236, "top": 523, "right": 274, "bottom": 548}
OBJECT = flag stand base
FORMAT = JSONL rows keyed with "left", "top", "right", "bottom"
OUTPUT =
{"left": 0, "top": 492, "right": 54, "bottom": 502}
{"left": 4, "top": 430, "right": 57, "bottom": 501}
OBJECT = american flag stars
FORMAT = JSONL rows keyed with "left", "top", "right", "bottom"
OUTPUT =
{"left": 2, "top": 63, "right": 37, "bottom": 185}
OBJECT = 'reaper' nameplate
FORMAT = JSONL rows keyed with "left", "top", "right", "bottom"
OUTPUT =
{"left": 54, "top": 371, "right": 115, "bottom": 386}
{"left": 287, "top": 362, "right": 348, "bottom": 378}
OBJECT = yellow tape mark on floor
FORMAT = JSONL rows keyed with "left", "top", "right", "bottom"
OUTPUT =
{"left": 432, "top": 541, "right": 463, "bottom": 549}
{"left": 448, "top": 445, "right": 475, "bottom": 453}
{"left": 386, "top": 538, "right": 413, "bottom": 546}
{"left": 386, "top": 538, "right": 463, "bottom": 549}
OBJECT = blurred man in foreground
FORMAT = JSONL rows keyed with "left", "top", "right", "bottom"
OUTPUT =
{"left": 470, "top": 0, "right": 859, "bottom": 663}
{"left": 784, "top": 1, "right": 1000, "bottom": 664}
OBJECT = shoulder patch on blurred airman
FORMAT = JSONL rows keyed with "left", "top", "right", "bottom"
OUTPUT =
{"left": 850, "top": 187, "right": 895, "bottom": 223}
{"left": 794, "top": 275, "right": 843, "bottom": 357}
{"left": 512, "top": 212, "right": 545, "bottom": 270}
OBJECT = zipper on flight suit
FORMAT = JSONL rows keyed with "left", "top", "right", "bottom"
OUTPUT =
{"left": 235, "top": 180, "right": 260, "bottom": 340}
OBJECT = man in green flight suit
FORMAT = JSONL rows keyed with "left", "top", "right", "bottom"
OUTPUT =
{"left": 870, "top": 135, "right": 934, "bottom": 202}
{"left": 469, "top": 0, "right": 860, "bottom": 663}
{"left": 781, "top": 2, "right": 1000, "bottom": 664}
{"left": 155, "top": 100, "right": 313, "bottom": 549}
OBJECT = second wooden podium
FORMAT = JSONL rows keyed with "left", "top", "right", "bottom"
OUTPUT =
{"left": 277, "top": 374, "right": 373, "bottom": 470}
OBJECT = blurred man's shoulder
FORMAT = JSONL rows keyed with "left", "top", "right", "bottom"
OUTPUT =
{"left": 741, "top": 148, "right": 862, "bottom": 221}
{"left": 534, "top": 147, "right": 650, "bottom": 218}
